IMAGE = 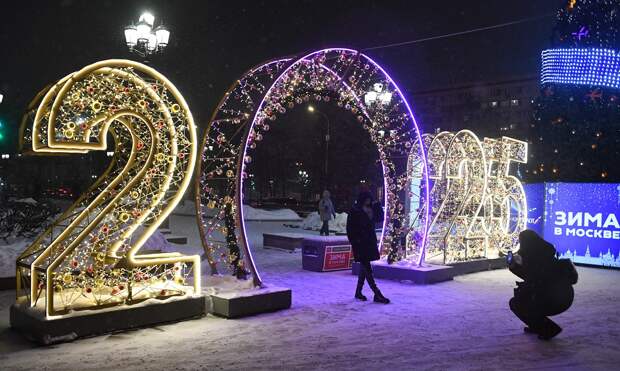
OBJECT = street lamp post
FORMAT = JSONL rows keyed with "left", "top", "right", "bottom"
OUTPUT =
{"left": 124, "top": 11, "right": 170, "bottom": 59}
{"left": 308, "top": 105, "right": 330, "bottom": 185}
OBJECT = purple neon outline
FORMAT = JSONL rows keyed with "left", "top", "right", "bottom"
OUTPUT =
{"left": 239, "top": 48, "right": 430, "bottom": 269}
{"left": 316, "top": 64, "right": 394, "bottom": 255}
{"left": 201, "top": 58, "right": 292, "bottom": 286}
{"left": 232, "top": 58, "right": 291, "bottom": 286}
{"left": 358, "top": 52, "right": 430, "bottom": 265}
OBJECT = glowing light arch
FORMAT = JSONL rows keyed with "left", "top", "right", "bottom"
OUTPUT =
{"left": 196, "top": 48, "right": 430, "bottom": 285}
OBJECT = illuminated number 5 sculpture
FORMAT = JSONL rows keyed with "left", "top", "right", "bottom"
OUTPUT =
{"left": 16, "top": 60, "right": 200, "bottom": 317}
{"left": 410, "top": 131, "right": 527, "bottom": 264}
{"left": 482, "top": 137, "right": 528, "bottom": 254}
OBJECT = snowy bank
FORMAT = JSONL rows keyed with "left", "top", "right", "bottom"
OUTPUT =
{"left": 0, "top": 230, "right": 175, "bottom": 279}
{"left": 301, "top": 211, "right": 348, "bottom": 234}
{"left": 242, "top": 205, "right": 301, "bottom": 221}
{"left": 0, "top": 239, "right": 29, "bottom": 277}
{"left": 173, "top": 200, "right": 301, "bottom": 221}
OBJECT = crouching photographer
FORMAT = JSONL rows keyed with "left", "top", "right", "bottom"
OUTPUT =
{"left": 508, "top": 230, "right": 578, "bottom": 340}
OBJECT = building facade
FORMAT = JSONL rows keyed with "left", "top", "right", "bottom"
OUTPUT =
{"left": 410, "top": 76, "right": 539, "bottom": 142}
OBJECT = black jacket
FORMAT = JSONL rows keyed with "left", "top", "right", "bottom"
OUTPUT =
{"left": 509, "top": 231, "right": 575, "bottom": 315}
{"left": 513, "top": 231, "right": 559, "bottom": 286}
{"left": 346, "top": 201, "right": 383, "bottom": 262}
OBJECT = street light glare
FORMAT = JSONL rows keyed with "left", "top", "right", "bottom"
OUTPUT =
{"left": 139, "top": 11, "right": 155, "bottom": 26}
{"left": 126, "top": 12, "right": 169, "bottom": 57}
{"left": 307, "top": 105, "right": 315, "bottom": 112}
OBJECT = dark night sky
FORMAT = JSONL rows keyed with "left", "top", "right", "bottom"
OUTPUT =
{"left": 0, "top": 0, "right": 562, "bottom": 152}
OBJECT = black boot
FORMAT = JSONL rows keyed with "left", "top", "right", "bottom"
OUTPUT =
{"left": 523, "top": 327, "right": 537, "bottom": 334}
{"left": 373, "top": 291, "right": 390, "bottom": 304}
{"left": 355, "top": 263, "right": 367, "bottom": 301}
{"left": 537, "top": 318, "right": 562, "bottom": 340}
{"left": 363, "top": 263, "right": 390, "bottom": 304}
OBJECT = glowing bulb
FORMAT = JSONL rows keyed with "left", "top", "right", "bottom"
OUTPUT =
{"left": 136, "top": 21, "right": 151, "bottom": 42}
{"left": 124, "top": 25, "right": 137, "bottom": 46}
{"left": 139, "top": 11, "right": 155, "bottom": 26}
{"left": 155, "top": 25, "right": 170, "bottom": 47}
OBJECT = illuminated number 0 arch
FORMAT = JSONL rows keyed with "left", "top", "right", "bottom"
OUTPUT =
{"left": 196, "top": 48, "right": 431, "bottom": 285}
{"left": 16, "top": 60, "right": 200, "bottom": 316}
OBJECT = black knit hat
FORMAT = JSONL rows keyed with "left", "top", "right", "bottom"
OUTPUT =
{"left": 356, "top": 191, "right": 373, "bottom": 205}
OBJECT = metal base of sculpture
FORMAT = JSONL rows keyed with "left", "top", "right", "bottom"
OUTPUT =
{"left": 10, "top": 294, "right": 206, "bottom": 345}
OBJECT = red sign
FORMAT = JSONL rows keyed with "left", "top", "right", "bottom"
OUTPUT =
{"left": 322, "top": 245, "right": 353, "bottom": 271}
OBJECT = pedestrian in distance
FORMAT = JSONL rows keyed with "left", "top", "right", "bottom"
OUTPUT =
{"left": 508, "top": 230, "right": 578, "bottom": 340}
{"left": 346, "top": 191, "right": 390, "bottom": 304}
{"left": 318, "top": 190, "right": 336, "bottom": 236}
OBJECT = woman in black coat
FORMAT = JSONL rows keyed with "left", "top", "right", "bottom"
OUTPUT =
{"left": 346, "top": 192, "right": 389, "bottom": 304}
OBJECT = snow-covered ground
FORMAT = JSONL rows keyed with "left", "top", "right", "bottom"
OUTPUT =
{"left": 0, "top": 216, "right": 619, "bottom": 370}
{"left": 0, "top": 239, "right": 28, "bottom": 278}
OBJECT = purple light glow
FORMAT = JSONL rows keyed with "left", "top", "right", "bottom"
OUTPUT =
{"left": 571, "top": 26, "right": 589, "bottom": 41}
{"left": 316, "top": 62, "right": 391, "bottom": 255}
{"left": 231, "top": 59, "right": 291, "bottom": 286}
{"left": 358, "top": 52, "right": 431, "bottom": 265}
{"left": 238, "top": 48, "right": 430, "bottom": 278}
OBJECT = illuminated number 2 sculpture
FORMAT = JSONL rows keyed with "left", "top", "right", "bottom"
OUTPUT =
{"left": 16, "top": 60, "right": 200, "bottom": 317}
{"left": 409, "top": 130, "right": 527, "bottom": 264}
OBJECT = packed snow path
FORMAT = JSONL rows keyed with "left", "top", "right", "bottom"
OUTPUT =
{"left": 0, "top": 217, "right": 618, "bottom": 370}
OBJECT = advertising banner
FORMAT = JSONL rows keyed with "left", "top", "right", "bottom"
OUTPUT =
{"left": 544, "top": 182, "right": 620, "bottom": 268}
{"left": 524, "top": 183, "right": 545, "bottom": 236}
{"left": 322, "top": 245, "right": 354, "bottom": 271}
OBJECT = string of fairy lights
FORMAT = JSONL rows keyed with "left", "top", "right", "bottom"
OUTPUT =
{"left": 196, "top": 49, "right": 430, "bottom": 283}
{"left": 12, "top": 1, "right": 617, "bottom": 325}
{"left": 529, "top": 0, "right": 620, "bottom": 182}
{"left": 16, "top": 61, "right": 200, "bottom": 316}
{"left": 408, "top": 131, "right": 528, "bottom": 264}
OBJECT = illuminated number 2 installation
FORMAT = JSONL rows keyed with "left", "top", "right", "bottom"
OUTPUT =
{"left": 16, "top": 60, "right": 200, "bottom": 317}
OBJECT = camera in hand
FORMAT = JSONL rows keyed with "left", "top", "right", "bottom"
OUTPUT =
{"left": 506, "top": 251, "right": 513, "bottom": 265}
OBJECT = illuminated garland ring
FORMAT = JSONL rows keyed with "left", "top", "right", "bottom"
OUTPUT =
{"left": 196, "top": 48, "right": 431, "bottom": 285}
